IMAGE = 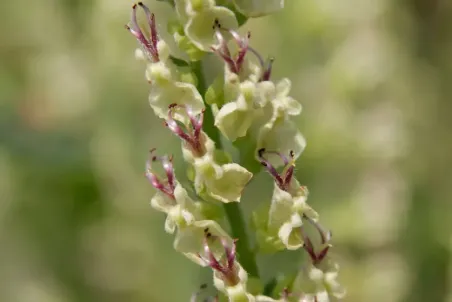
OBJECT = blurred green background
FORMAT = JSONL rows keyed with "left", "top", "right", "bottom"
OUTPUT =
{"left": 1, "top": 0, "right": 452, "bottom": 301}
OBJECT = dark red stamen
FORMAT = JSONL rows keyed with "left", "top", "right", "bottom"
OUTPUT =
{"left": 300, "top": 217, "right": 332, "bottom": 265}
{"left": 258, "top": 148, "right": 295, "bottom": 191}
{"left": 165, "top": 104, "right": 206, "bottom": 156}
{"left": 145, "top": 149, "right": 176, "bottom": 199}
{"left": 198, "top": 233, "right": 239, "bottom": 286}
{"left": 125, "top": 2, "right": 160, "bottom": 62}
{"left": 211, "top": 20, "right": 251, "bottom": 75}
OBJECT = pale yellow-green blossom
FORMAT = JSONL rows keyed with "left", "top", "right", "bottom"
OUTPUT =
{"left": 268, "top": 182, "right": 318, "bottom": 250}
{"left": 253, "top": 181, "right": 318, "bottom": 251}
{"left": 150, "top": 182, "right": 202, "bottom": 233}
{"left": 175, "top": 0, "right": 238, "bottom": 51}
{"left": 215, "top": 80, "right": 258, "bottom": 141}
{"left": 292, "top": 259, "right": 346, "bottom": 302}
{"left": 148, "top": 80, "right": 204, "bottom": 122}
{"left": 213, "top": 262, "right": 254, "bottom": 302}
{"left": 174, "top": 219, "right": 233, "bottom": 265}
{"left": 182, "top": 133, "right": 253, "bottom": 203}
{"left": 185, "top": 5, "right": 238, "bottom": 51}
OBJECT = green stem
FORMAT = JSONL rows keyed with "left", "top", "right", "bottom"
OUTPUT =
{"left": 191, "top": 60, "right": 222, "bottom": 148}
{"left": 192, "top": 60, "right": 260, "bottom": 278}
{"left": 223, "top": 202, "right": 260, "bottom": 277}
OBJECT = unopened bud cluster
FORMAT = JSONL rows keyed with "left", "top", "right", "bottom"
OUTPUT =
{"left": 126, "top": 1, "right": 344, "bottom": 301}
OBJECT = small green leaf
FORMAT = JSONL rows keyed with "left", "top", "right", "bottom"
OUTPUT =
{"left": 169, "top": 55, "right": 189, "bottom": 67}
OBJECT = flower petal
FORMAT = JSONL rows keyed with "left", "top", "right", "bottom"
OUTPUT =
{"left": 275, "top": 78, "right": 291, "bottom": 96}
{"left": 256, "top": 116, "right": 306, "bottom": 167}
{"left": 204, "top": 163, "right": 253, "bottom": 203}
{"left": 278, "top": 213, "right": 303, "bottom": 250}
{"left": 150, "top": 191, "right": 175, "bottom": 213}
{"left": 165, "top": 215, "right": 177, "bottom": 234}
{"left": 148, "top": 81, "right": 204, "bottom": 121}
{"left": 214, "top": 102, "right": 254, "bottom": 141}
{"left": 173, "top": 220, "right": 232, "bottom": 265}
{"left": 185, "top": 6, "right": 238, "bottom": 51}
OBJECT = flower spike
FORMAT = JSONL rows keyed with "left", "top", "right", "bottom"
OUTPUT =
{"left": 258, "top": 148, "right": 295, "bottom": 191}
{"left": 126, "top": 2, "right": 160, "bottom": 62}
{"left": 145, "top": 148, "right": 176, "bottom": 199}
{"left": 165, "top": 103, "right": 206, "bottom": 156}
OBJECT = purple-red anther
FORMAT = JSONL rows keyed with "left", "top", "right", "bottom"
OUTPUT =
{"left": 198, "top": 228, "right": 240, "bottom": 286}
{"left": 300, "top": 215, "right": 333, "bottom": 265}
{"left": 258, "top": 148, "right": 295, "bottom": 191}
{"left": 165, "top": 104, "right": 206, "bottom": 156}
{"left": 145, "top": 148, "right": 175, "bottom": 199}
{"left": 125, "top": 2, "right": 160, "bottom": 62}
